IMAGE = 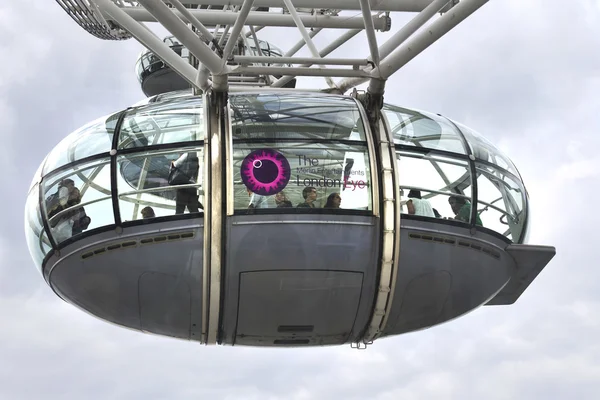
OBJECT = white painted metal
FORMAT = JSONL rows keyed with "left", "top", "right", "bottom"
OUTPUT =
{"left": 338, "top": 0, "right": 487, "bottom": 90}
{"left": 283, "top": 28, "right": 321, "bottom": 57}
{"left": 375, "top": 0, "right": 489, "bottom": 79}
{"left": 222, "top": 0, "right": 256, "bottom": 62}
{"left": 92, "top": 0, "right": 199, "bottom": 86}
{"left": 359, "top": 0, "right": 380, "bottom": 65}
{"left": 162, "top": 0, "right": 435, "bottom": 12}
{"left": 271, "top": 28, "right": 361, "bottom": 88}
{"left": 378, "top": 0, "right": 450, "bottom": 62}
{"left": 137, "top": 0, "right": 225, "bottom": 74}
{"left": 63, "top": 0, "right": 491, "bottom": 95}
{"left": 282, "top": 0, "right": 336, "bottom": 88}
{"left": 168, "top": 0, "right": 218, "bottom": 44}
{"left": 231, "top": 66, "right": 370, "bottom": 77}
{"left": 234, "top": 56, "right": 369, "bottom": 66}
{"left": 119, "top": 9, "right": 390, "bottom": 30}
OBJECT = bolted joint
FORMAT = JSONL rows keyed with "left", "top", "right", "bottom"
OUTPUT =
{"left": 211, "top": 74, "right": 229, "bottom": 93}
{"left": 356, "top": 78, "right": 385, "bottom": 129}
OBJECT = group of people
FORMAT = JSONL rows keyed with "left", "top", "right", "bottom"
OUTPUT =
{"left": 403, "top": 189, "right": 482, "bottom": 226}
{"left": 45, "top": 178, "right": 92, "bottom": 242}
{"left": 247, "top": 186, "right": 342, "bottom": 210}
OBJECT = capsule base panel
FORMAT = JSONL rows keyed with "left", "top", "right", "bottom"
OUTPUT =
{"left": 220, "top": 214, "right": 380, "bottom": 346}
{"left": 46, "top": 219, "right": 204, "bottom": 341}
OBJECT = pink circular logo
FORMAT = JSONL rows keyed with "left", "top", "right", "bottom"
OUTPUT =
{"left": 241, "top": 149, "right": 291, "bottom": 195}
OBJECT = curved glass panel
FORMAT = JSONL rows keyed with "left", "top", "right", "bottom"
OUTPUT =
{"left": 231, "top": 94, "right": 366, "bottom": 141}
{"left": 454, "top": 122, "right": 519, "bottom": 175}
{"left": 25, "top": 185, "right": 52, "bottom": 271}
{"left": 117, "top": 146, "right": 204, "bottom": 221}
{"left": 233, "top": 142, "right": 371, "bottom": 211}
{"left": 474, "top": 163, "right": 527, "bottom": 241}
{"left": 397, "top": 150, "right": 473, "bottom": 223}
{"left": 231, "top": 94, "right": 371, "bottom": 213}
{"left": 42, "top": 158, "right": 114, "bottom": 245}
{"left": 29, "top": 155, "right": 47, "bottom": 191}
{"left": 118, "top": 97, "right": 204, "bottom": 149}
{"left": 42, "top": 112, "right": 120, "bottom": 175}
{"left": 383, "top": 105, "right": 467, "bottom": 154}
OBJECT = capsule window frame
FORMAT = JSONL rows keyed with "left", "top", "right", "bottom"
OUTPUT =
{"left": 228, "top": 94, "right": 376, "bottom": 217}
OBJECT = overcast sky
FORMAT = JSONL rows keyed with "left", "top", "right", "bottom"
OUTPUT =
{"left": 2, "top": 0, "right": 600, "bottom": 399}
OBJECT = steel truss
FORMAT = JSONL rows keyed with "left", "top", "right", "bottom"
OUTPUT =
{"left": 59, "top": 0, "right": 489, "bottom": 97}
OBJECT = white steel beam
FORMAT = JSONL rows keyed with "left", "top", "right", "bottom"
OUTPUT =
{"left": 271, "top": 28, "right": 361, "bottom": 88}
{"left": 222, "top": 0, "right": 255, "bottom": 62}
{"left": 234, "top": 56, "right": 369, "bottom": 66}
{"left": 168, "top": 0, "right": 218, "bottom": 44}
{"left": 231, "top": 66, "right": 370, "bottom": 77}
{"left": 374, "top": 0, "right": 489, "bottom": 79}
{"left": 378, "top": 0, "right": 449, "bottom": 61}
{"left": 169, "top": 0, "right": 435, "bottom": 12}
{"left": 137, "top": 0, "right": 225, "bottom": 74}
{"left": 283, "top": 28, "right": 321, "bottom": 57}
{"left": 119, "top": 9, "right": 391, "bottom": 30}
{"left": 281, "top": 0, "right": 335, "bottom": 88}
{"left": 337, "top": 0, "right": 487, "bottom": 92}
{"left": 93, "top": 0, "right": 200, "bottom": 88}
{"left": 359, "top": 0, "right": 380, "bottom": 65}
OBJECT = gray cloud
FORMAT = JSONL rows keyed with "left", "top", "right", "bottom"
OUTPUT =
{"left": 1, "top": 0, "right": 599, "bottom": 399}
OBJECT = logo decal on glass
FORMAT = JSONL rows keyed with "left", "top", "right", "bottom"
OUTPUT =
{"left": 241, "top": 149, "right": 291, "bottom": 195}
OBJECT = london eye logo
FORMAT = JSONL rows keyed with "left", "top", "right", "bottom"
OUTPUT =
{"left": 241, "top": 149, "right": 291, "bottom": 196}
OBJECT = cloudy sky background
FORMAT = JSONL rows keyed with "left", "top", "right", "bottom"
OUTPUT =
{"left": 2, "top": 0, "right": 600, "bottom": 398}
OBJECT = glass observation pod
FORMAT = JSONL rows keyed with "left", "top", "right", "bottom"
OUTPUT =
{"left": 25, "top": 92, "right": 555, "bottom": 347}
{"left": 135, "top": 35, "right": 292, "bottom": 97}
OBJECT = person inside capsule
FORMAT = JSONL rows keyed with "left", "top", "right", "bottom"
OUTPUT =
{"left": 406, "top": 190, "right": 435, "bottom": 217}
{"left": 448, "top": 195, "right": 482, "bottom": 226}
{"left": 297, "top": 186, "right": 318, "bottom": 208}
{"left": 169, "top": 152, "right": 203, "bottom": 214}
{"left": 324, "top": 192, "right": 341, "bottom": 209}
{"left": 45, "top": 179, "right": 91, "bottom": 242}
{"left": 247, "top": 187, "right": 272, "bottom": 209}
{"left": 140, "top": 206, "right": 155, "bottom": 219}
{"left": 274, "top": 191, "right": 292, "bottom": 208}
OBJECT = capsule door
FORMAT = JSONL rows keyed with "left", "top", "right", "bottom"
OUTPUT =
{"left": 218, "top": 93, "right": 381, "bottom": 346}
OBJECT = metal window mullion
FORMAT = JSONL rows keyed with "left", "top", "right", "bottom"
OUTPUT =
{"left": 201, "top": 95, "right": 211, "bottom": 344}
{"left": 440, "top": 116, "right": 479, "bottom": 229}
{"left": 111, "top": 110, "right": 130, "bottom": 226}
{"left": 38, "top": 182, "right": 58, "bottom": 252}
{"left": 362, "top": 116, "right": 398, "bottom": 343}
{"left": 204, "top": 90, "right": 226, "bottom": 345}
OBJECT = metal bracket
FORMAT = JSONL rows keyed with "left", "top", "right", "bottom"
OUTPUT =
{"left": 351, "top": 341, "right": 369, "bottom": 350}
{"left": 355, "top": 81, "right": 385, "bottom": 132}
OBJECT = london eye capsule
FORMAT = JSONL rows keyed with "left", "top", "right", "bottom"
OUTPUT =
{"left": 28, "top": 0, "right": 555, "bottom": 347}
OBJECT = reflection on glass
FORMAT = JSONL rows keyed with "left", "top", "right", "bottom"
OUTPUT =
{"left": 118, "top": 97, "right": 203, "bottom": 149}
{"left": 117, "top": 147, "right": 204, "bottom": 221}
{"left": 43, "top": 113, "right": 120, "bottom": 175}
{"left": 231, "top": 94, "right": 366, "bottom": 142}
{"left": 42, "top": 158, "right": 114, "bottom": 244}
{"left": 233, "top": 142, "right": 371, "bottom": 212}
{"left": 454, "top": 122, "right": 519, "bottom": 174}
{"left": 475, "top": 163, "right": 526, "bottom": 241}
{"left": 397, "top": 150, "right": 483, "bottom": 226}
{"left": 384, "top": 105, "right": 467, "bottom": 154}
{"left": 24, "top": 185, "right": 52, "bottom": 270}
